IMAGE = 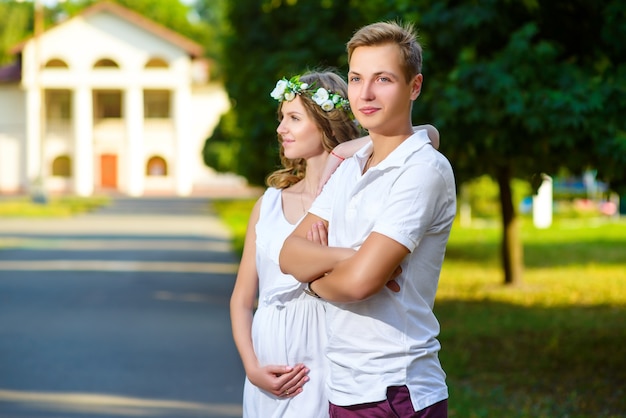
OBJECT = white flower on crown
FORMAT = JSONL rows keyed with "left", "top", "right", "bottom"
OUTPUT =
{"left": 320, "top": 100, "right": 335, "bottom": 111}
{"left": 270, "top": 79, "right": 288, "bottom": 101}
{"left": 312, "top": 88, "right": 330, "bottom": 105}
{"left": 312, "top": 88, "right": 337, "bottom": 111}
{"left": 270, "top": 75, "right": 353, "bottom": 116}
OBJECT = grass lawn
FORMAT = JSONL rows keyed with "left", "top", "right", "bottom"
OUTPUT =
{"left": 0, "top": 195, "right": 109, "bottom": 217}
{"left": 438, "top": 218, "right": 625, "bottom": 417}
{"left": 212, "top": 198, "right": 626, "bottom": 418}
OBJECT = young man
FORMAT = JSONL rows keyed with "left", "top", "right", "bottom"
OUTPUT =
{"left": 279, "top": 21, "right": 456, "bottom": 417}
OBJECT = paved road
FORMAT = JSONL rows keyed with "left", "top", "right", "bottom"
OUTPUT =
{"left": 0, "top": 197, "right": 246, "bottom": 418}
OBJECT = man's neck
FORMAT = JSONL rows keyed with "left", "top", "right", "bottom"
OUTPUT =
{"left": 368, "top": 128, "right": 415, "bottom": 164}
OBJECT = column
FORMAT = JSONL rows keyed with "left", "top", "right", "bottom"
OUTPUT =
{"left": 73, "top": 85, "right": 94, "bottom": 196}
{"left": 24, "top": 87, "right": 42, "bottom": 189}
{"left": 22, "top": 0, "right": 44, "bottom": 193}
{"left": 125, "top": 85, "right": 144, "bottom": 196}
{"left": 173, "top": 84, "right": 192, "bottom": 196}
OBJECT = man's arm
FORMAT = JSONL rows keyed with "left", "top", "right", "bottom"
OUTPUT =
{"left": 306, "top": 232, "right": 408, "bottom": 303}
{"left": 279, "top": 214, "right": 354, "bottom": 283}
{"left": 281, "top": 219, "right": 407, "bottom": 303}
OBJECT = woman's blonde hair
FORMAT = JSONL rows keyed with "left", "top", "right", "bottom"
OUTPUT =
{"left": 266, "top": 70, "right": 362, "bottom": 189}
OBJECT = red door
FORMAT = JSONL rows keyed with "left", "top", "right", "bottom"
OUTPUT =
{"left": 100, "top": 154, "right": 117, "bottom": 188}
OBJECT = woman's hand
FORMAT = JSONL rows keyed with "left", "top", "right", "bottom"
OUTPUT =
{"left": 386, "top": 265, "right": 402, "bottom": 292}
{"left": 306, "top": 221, "right": 401, "bottom": 292}
{"left": 247, "top": 363, "right": 309, "bottom": 398}
{"left": 306, "top": 221, "right": 328, "bottom": 246}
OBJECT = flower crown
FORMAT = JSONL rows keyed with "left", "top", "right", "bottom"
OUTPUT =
{"left": 270, "top": 75, "right": 351, "bottom": 113}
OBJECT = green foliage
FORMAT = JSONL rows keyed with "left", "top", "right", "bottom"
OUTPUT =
{"left": 203, "top": 109, "right": 242, "bottom": 173}
{"left": 213, "top": 0, "right": 366, "bottom": 185}
{"left": 192, "top": 0, "right": 229, "bottom": 75}
{"left": 0, "top": 0, "right": 223, "bottom": 73}
{"left": 211, "top": 197, "right": 257, "bottom": 256}
{"left": 414, "top": 0, "right": 626, "bottom": 194}
{"left": 462, "top": 175, "right": 531, "bottom": 218}
{"left": 0, "top": 196, "right": 109, "bottom": 217}
{"left": 212, "top": 0, "right": 625, "bottom": 193}
{"left": 0, "top": 1, "right": 31, "bottom": 65}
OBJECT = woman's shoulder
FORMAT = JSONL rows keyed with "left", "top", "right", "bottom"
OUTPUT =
{"left": 262, "top": 187, "right": 282, "bottom": 200}
{"left": 258, "top": 187, "right": 283, "bottom": 214}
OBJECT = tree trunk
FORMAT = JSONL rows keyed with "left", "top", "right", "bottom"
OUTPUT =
{"left": 496, "top": 166, "right": 524, "bottom": 285}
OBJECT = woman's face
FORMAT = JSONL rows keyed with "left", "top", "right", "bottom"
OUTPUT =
{"left": 276, "top": 96, "right": 325, "bottom": 160}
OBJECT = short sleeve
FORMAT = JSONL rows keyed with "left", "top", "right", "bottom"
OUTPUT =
{"left": 372, "top": 161, "right": 456, "bottom": 252}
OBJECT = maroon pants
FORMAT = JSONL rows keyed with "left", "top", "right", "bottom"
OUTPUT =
{"left": 329, "top": 386, "right": 447, "bottom": 418}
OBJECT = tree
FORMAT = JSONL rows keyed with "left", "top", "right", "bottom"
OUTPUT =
{"left": 0, "top": 0, "right": 214, "bottom": 64}
{"left": 204, "top": 0, "right": 364, "bottom": 185}
{"left": 413, "top": 0, "right": 626, "bottom": 284}
{"left": 0, "top": 1, "right": 34, "bottom": 65}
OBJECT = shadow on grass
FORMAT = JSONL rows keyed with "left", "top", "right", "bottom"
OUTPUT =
{"left": 436, "top": 299, "right": 625, "bottom": 417}
{"left": 445, "top": 237, "right": 626, "bottom": 268}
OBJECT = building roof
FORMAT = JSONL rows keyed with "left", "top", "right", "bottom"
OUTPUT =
{"left": 0, "top": 62, "right": 21, "bottom": 84}
{"left": 10, "top": 1, "right": 204, "bottom": 58}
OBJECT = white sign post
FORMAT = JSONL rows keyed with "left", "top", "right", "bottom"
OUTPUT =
{"left": 533, "top": 174, "right": 553, "bottom": 229}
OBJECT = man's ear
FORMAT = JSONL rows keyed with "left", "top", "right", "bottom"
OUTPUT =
{"left": 410, "top": 74, "right": 423, "bottom": 100}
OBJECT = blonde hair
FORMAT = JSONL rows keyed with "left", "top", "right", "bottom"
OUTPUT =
{"left": 347, "top": 21, "right": 422, "bottom": 83}
{"left": 266, "top": 70, "right": 362, "bottom": 189}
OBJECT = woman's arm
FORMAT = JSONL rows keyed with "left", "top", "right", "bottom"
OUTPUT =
{"left": 230, "top": 197, "right": 308, "bottom": 397}
{"left": 316, "top": 137, "right": 370, "bottom": 195}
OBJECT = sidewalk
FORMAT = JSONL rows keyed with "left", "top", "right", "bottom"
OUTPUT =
{"left": 0, "top": 196, "right": 247, "bottom": 417}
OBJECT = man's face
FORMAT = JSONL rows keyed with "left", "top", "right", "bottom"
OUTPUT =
{"left": 348, "top": 44, "right": 422, "bottom": 135}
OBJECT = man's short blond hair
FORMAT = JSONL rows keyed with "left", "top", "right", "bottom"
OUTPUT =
{"left": 347, "top": 21, "right": 422, "bottom": 83}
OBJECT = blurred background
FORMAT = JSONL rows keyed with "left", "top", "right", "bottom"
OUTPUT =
{"left": 1, "top": 1, "right": 625, "bottom": 417}
{"left": 2, "top": 0, "right": 624, "bottom": 284}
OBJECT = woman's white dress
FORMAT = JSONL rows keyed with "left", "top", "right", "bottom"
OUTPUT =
{"left": 242, "top": 187, "right": 328, "bottom": 418}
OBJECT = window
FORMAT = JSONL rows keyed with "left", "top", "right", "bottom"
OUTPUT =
{"left": 145, "top": 57, "right": 169, "bottom": 68}
{"left": 93, "top": 90, "right": 122, "bottom": 119}
{"left": 93, "top": 58, "right": 119, "bottom": 68}
{"left": 46, "top": 90, "right": 71, "bottom": 121}
{"left": 45, "top": 58, "right": 68, "bottom": 68}
{"left": 52, "top": 155, "right": 71, "bottom": 177}
{"left": 146, "top": 156, "right": 167, "bottom": 176}
{"left": 144, "top": 90, "right": 171, "bottom": 118}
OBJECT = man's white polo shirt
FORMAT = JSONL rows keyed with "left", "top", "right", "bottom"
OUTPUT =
{"left": 309, "top": 129, "right": 457, "bottom": 411}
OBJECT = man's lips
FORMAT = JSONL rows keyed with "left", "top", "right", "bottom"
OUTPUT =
{"left": 359, "top": 106, "right": 379, "bottom": 115}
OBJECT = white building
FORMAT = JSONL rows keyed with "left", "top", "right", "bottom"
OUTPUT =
{"left": 0, "top": 2, "right": 236, "bottom": 197}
